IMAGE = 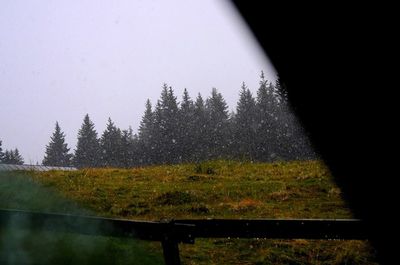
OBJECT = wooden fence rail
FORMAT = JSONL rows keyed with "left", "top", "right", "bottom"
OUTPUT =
{"left": 0, "top": 209, "right": 367, "bottom": 265}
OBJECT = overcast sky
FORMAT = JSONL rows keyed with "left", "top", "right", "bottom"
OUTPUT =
{"left": 0, "top": 0, "right": 276, "bottom": 164}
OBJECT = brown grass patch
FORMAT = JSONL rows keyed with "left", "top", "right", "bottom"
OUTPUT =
{"left": 269, "top": 190, "right": 291, "bottom": 201}
{"left": 227, "top": 198, "right": 263, "bottom": 212}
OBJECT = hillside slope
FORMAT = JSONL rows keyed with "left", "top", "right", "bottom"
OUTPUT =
{"left": 28, "top": 160, "right": 378, "bottom": 264}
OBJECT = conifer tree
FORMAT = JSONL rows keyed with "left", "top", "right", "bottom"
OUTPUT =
{"left": 178, "top": 88, "right": 195, "bottom": 162}
{"left": 42, "top": 122, "right": 72, "bottom": 166}
{"left": 100, "top": 118, "right": 123, "bottom": 167}
{"left": 255, "top": 72, "right": 280, "bottom": 161}
{"left": 273, "top": 78, "right": 294, "bottom": 159}
{"left": 153, "top": 84, "right": 180, "bottom": 164}
{"left": 138, "top": 99, "right": 156, "bottom": 165}
{"left": 12, "top": 148, "right": 24, "bottom": 165}
{"left": 273, "top": 78, "right": 316, "bottom": 160}
{"left": 2, "top": 150, "right": 11, "bottom": 164}
{"left": 205, "top": 87, "right": 229, "bottom": 159}
{"left": 234, "top": 82, "right": 258, "bottom": 159}
{"left": 0, "top": 140, "right": 4, "bottom": 163}
{"left": 2, "top": 149, "right": 24, "bottom": 165}
{"left": 120, "top": 127, "right": 137, "bottom": 167}
{"left": 74, "top": 114, "right": 100, "bottom": 168}
{"left": 192, "top": 93, "right": 208, "bottom": 161}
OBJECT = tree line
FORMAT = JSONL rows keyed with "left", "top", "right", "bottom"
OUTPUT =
{"left": 0, "top": 140, "right": 24, "bottom": 165}
{"left": 1, "top": 72, "right": 316, "bottom": 167}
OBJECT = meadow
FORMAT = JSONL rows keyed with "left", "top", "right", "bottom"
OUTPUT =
{"left": 1, "top": 160, "right": 378, "bottom": 264}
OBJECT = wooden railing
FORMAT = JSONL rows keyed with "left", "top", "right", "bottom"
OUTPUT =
{"left": 0, "top": 209, "right": 367, "bottom": 265}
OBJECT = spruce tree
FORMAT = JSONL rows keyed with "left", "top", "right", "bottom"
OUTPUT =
{"left": 153, "top": 84, "right": 180, "bottom": 164}
{"left": 234, "top": 82, "right": 257, "bottom": 159}
{"left": 255, "top": 72, "right": 280, "bottom": 161}
{"left": 43, "top": 122, "right": 72, "bottom": 166}
{"left": 273, "top": 78, "right": 316, "bottom": 160}
{"left": 0, "top": 140, "right": 4, "bottom": 163}
{"left": 178, "top": 88, "right": 195, "bottom": 162}
{"left": 205, "top": 87, "right": 229, "bottom": 159}
{"left": 120, "top": 127, "right": 136, "bottom": 168}
{"left": 138, "top": 99, "right": 156, "bottom": 165}
{"left": 152, "top": 100, "right": 164, "bottom": 164}
{"left": 192, "top": 93, "right": 208, "bottom": 161}
{"left": 273, "top": 78, "right": 294, "bottom": 159}
{"left": 11, "top": 148, "right": 24, "bottom": 165}
{"left": 2, "top": 150, "right": 10, "bottom": 164}
{"left": 100, "top": 118, "right": 123, "bottom": 167}
{"left": 1, "top": 149, "right": 23, "bottom": 164}
{"left": 129, "top": 133, "right": 140, "bottom": 166}
{"left": 74, "top": 114, "right": 100, "bottom": 168}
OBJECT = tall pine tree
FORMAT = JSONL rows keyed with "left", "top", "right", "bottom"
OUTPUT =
{"left": 74, "top": 114, "right": 100, "bottom": 168}
{"left": 12, "top": 149, "right": 24, "bottom": 165}
{"left": 192, "top": 93, "right": 208, "bottom": 161}
{"left": 100, "top": 118, "right": 123, "bottom": 167}
{"left": 273, "top": 78, "right": 294, "bottom": 159}
{"left": 43, "top": 122, "right": 72, "bottom": 166}
{"left": 255, "top": 72, "right": 279, "bottom": 161}
{"left": 178, "top": 89, "right": 195, "bottom": 162}
{"left": 138, "top": 99, "right": 156, "bottom": 165}
{"left": 205, "top": 87, "right": 230, "bottom": 159}
{"left": 153, "top": 84, "right": 180, "bottom": 164}
{"left": 0, "top": 140, "right": 4, "bottom": 163}
{"left": 120, "top": 127, "right": 137, "bottom": 168}
{"left": 234, "top": 82, "right": 258, "bottom": 160}
{"left": 3, "top": 150, "right": 12, "bottom": 164}
{"left": 273, "top": 78, "right": 316, "bottom": 160}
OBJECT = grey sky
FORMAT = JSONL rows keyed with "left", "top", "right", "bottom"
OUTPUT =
{"left": 0, "top": 0, "right": 276, "bottom": 164}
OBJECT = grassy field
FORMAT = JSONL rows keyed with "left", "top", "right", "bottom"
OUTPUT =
{"left": 2, "top": 160, "right": 378, "bottom": 264}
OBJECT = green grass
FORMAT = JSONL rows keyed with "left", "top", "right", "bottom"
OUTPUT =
{"left": 0, "top": 171, "right": 164, "bottom": 265}
{"left": 2, "top": 160, "right": 378, "bottom": 264}
{"left": 30, "top": 160, "right": 353, "bottom": 220}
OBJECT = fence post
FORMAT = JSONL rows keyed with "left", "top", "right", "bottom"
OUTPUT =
{"left": 161, "top": 239, "right": 181, "bottom": 265}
